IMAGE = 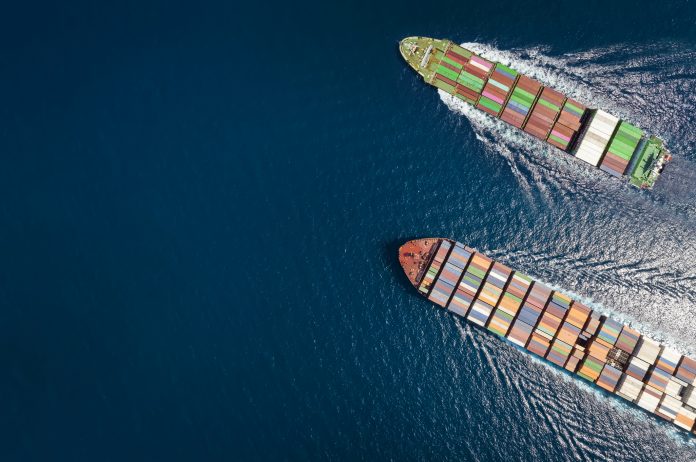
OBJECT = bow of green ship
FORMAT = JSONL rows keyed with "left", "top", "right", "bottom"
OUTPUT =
{"left": 399, "top": 36, "right": 450, "bottom": 83}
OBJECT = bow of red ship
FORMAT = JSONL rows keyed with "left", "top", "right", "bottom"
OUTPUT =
{"left": 398, "top": 238, "right": 440, "bottom": 288}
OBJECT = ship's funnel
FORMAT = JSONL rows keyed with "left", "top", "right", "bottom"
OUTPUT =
{"left": 398, "top": 238, "right": 440, "bottom": 288}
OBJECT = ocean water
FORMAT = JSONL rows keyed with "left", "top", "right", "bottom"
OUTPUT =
{"left": 2, "top": 0, "right": 696, "bottom": 460}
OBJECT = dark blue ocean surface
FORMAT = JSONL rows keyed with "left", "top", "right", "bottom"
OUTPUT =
{"left": 2, "top": 1, "right": 696, "bottom": 460}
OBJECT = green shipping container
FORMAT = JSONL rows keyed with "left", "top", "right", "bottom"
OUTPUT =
{"left": 478, "top": 96, "right": 502, "bottom": 113}
{"left": 441, "top": 55, "right": 463, "bottom": 70}
{"left": 436, "top": 65, "right": 459, "bottom": 82}
{"left": 433, "top": 79, "right": 455, "bottom": 94}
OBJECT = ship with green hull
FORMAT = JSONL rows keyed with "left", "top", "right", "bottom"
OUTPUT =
{"left": 399, "top": 37, "right": 671, "bottom": 189}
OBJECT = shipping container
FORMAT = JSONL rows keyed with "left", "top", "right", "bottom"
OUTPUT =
{"left": 566, "top": 302, "right": 590, "bottom": 329}
{"left": 578, "top": 355, "right": 605, "bottom": 382}
{"left": 527, "top": 332, "right": 551, "bottom": 356}
{"left": 597, "top": 318, "right": 622, "bottom": 346}
{"left": 556, "top": 321, "right": 581, "bottom": 346}
{"left": 665, "top": 377, "right": 685, "bottom": 399}
{"left": 575, "top": 110, "right": 620, "bottom": 166}
{"left": 656, "top": 394, "right": 681, "bottom": 421}
{"left": 634, "top": 337, "right": 662, "bottom": 365}
{"left": 468, "top": 300, "right": 495, "bottom": 327}
{"left": 600, "top": 121, "right": 644, "bottom": 176}
{"left": 636, "top": 385, "right": 663, "bottom": 412}
{"left": 488, "top": 271, "right": 531, "bottom": 337}
{"left": 500, "top": 76, "right": 541, "bottom": 128}
{"left": 626, "top": 355, "right": 651, "bottom": 381}
{"left": 646, "top": 367, "right": 671, "bottom": 392}
{"left": 557, "top": 98, "right": 586, "bottom": 131}
{"left": 676, "top": 356, "right": 696, "bottom": 385}
{"left": 476, "top": 63, "right": 518, "bottom": 117}
{"left": 615, "top": 326, "right": 640, "bottom": 354}
{"left": 597, "top": 364, "right": 622, "bottom": 392}
{"left": 507, "top": 320, "right": 534, "bottom": 347}
{"left": 524, "top": 87, "right": 565, "bottom": 140}
{"left": 656, "top": 348, "right": 681, "bottom": 375}
{"left": 588, "top": 339, "right": 611, "bottom": 362}
{"left": 617, "top": 374, "right": 644, "bottom": 401}
{"left": 535, "top": 311, "right": 562, "bottom": 340}
{"left": 547, "top": 338, "right": 572, "bottom": 367}
{"left": 565, "top": 354, "right": 581, "bottom": 373}
{"left": 448, "top": 243, "right": 473, "bottom": 270}
{"left": 418, "top": 240, "right": 451, "bottom": 294}
{"left": 447, "top": 251, "right": 493, "bottom": 317}
{"left": 674, "top": 407, "right": 696, "bottom": 431}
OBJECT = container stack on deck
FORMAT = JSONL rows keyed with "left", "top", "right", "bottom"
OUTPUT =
{"left": 500, "top": 76, "right": 542, "bottom": 129}
{"left": 410, "top": 39, "right": 669, "bottom": 188}
{"left": 575, "top": 110, "right": 620, "bottom": 167}
{"left": 476, "top": 63, "right": 518, "bottom": 117}
{"left": 412, "top": 239, "right": 696, "bottom": 434}
{"left": 600, "top": 121, "right": 644, "bottom": 177}
{"left": 524, "top": 87, "right": 565, "bottom": 140}
{"left": 547, "top": 99, "right": 586, "bottom": 151}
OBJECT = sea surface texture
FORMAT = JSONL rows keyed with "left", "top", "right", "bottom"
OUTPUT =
{"left": 2, "top": 0, "right": 696, "bottom": 460}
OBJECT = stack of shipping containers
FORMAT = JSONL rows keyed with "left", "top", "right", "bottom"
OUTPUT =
{"left": 466, "top": 262, "right": 510, "bottom": 327}
{"left": 523, "top": 87, "right": 565, "bottom": 140}
{"left": 456, "top": 54, "right": 493, "bottom": 104}
{"left": 575, "top": 110, "right": 620, "bottom": 166}
{"left": 547, "top": 99, "right": 587, "bottom": 151}
{"left": 413, "top": 240, "right": 696, "bottom": 434}
{"left": 500, "top": 76, "right": 542, "bottom": 129}
{"left": 476, "top": 63, "right": 518, "bottom": 117}
{"left": 600, "top": 121, "right": 644, "bottom": 177}
{"left": 487, "top": 272, "right": 532, "bottom": 337}
{"left": 507, "top": 281, "right": 551, "bottom": 347}
{"left": 449, "top": 252, "right": 493, "bottom": 317}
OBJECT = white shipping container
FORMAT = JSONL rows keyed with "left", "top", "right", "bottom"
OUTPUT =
{"left": 488, "top": 271, "right": 508, "bottom": 285}
{"left": 576, "top": 143, "right": 605, "bottom": 166}
{"left": 629, "top": 356, "right": 651, "bottom": 371}
{"left": 573, "top": 109, "right": 622, "bottom": 167}
{"left": 665, "top": 378, "right": 684, "bottom": 399}
{"left": 637, "top": 388, "right": 662, "bottom": 412}
{"left": 635, "top": 337, "right": 661, "bottom": 364}
{"left": 584, "top": 131, "right": 610, "bottom": 147}
{"left": 658, "top": 395, "right": 681, "bottom": 420}
{"left": 617, "top": 374, "right": 643, "bottom": 401}
{"left": 594, "top": 109, "right": 620, "bottom": 125}
{"left": 592, "top": 118, "right": 618, "bottom": 136}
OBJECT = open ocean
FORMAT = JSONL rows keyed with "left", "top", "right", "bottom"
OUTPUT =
{"left": 2, "top": 0, "right": 696, "bottom": 460}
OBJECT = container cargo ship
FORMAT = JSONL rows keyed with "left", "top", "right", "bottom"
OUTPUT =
{"left": 399, "top": 37, "right": 671, "bottom": 189}
{"left": 399, "top": 238, "right": 696, "bottom": 434}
